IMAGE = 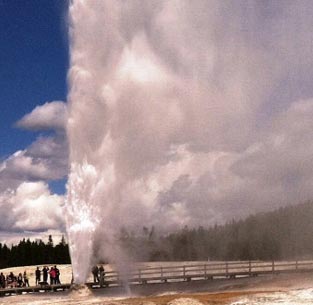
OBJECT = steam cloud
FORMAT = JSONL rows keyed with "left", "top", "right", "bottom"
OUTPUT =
{"left": 66, "top": 0, "right": 313, "bottom": 283}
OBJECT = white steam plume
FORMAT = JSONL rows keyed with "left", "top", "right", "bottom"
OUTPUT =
{"left": 66, "top": 0, "right": 313, "bottom": 283}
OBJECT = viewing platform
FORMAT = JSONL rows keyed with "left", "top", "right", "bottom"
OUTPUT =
{"left": 1, "top": 260, "right": 313, "bottom": 297}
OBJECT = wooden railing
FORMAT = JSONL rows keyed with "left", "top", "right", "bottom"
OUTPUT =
{"left": 1, "top": 260, "right": 313, "bottom": 296}
{"left": 88, "top": 260, "right": 313, "bottom": 286}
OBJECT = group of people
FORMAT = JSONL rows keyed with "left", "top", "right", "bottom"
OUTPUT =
{"left": 35, "top": 265, "right": 61, "bottom": 285}
{"left": 91, "top": 265, "right": 105, "bottom": 286}
{"left": 0, "top": 266, "right": 61, "bottom": 289}
{"left": 0, "top": 271, "right": 29, "bottom": 288}
{"left": 0, "top": 264, "right": 111, "bottom": 289}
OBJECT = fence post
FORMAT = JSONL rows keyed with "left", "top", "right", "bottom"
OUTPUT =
{"left": 272, "top": 261, "right": 275, "bottom": 274}
{"left": 226, "top": 262, "right": 228, "bottom": 276}
{"left": 183, "top": 266, "right": 186, "bottom": 278}
{"left": 296, "top": 260, "right": 298, "bottom": 270}
{"left": 249, "top": 261, "right": 251, "bottom": 275}
{"left": 161, "top": 266, "right": 163, "bottom": 278}
{"left": 204, "top": 264, "right": 207, "bottom": 277}
{"left": 138, "top": 269, "right": 141, "bottom": 280}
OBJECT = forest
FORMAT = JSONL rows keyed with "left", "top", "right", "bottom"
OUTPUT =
{"left": 0, "top": 235, "right": 70, "bottom": 268}
{"left": 1, "top": 201, "right": 313, "bottom": 268}
{"left": 121, "top": 201, "right": 313, "bottom": 262}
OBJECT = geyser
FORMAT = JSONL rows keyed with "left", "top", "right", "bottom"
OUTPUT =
{"left": 66, "top": 0, "right": 252, "bottom": 283}
{"left": 66, "top": 0, "right": 313, "bottom": 283}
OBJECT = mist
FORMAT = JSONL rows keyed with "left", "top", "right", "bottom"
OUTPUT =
{"left": 66, "top": 0, "right": 313, "bottom": 283}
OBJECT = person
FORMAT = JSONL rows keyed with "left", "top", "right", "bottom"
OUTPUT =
{"left": 49, "top": 266, "right": 56, "bottom": 285}
{"left": 54, "top": 265, "right": 61, "bottom": 284}
{"left": 0, "top": 272, "right": 5, "bottom": 288}
{"left": 92, "top": 265, "right": 99, "bottom": 283}
{"left": 99, "top": 265, "right": 105, "bottom": 287}
{"left": 35, "top": 267, "right": 41, "bottom": 285}
{"left": 23, "top": 271, "right": 29, "bottom": 287}
{"left": 42, "top": 266, "right": 48, "bottom": 283}
{"left": 5, "top": 274, "right": 10, "bottom": 287}
{"left": 7, "top": 272, "right": 16, "bottom": 288}
{"left": 17, "top": 273, "right": 23, "bottom": 287}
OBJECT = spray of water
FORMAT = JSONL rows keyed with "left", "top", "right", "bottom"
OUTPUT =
{"left": 66, "top": 0, "right": 313, "bottom": 284}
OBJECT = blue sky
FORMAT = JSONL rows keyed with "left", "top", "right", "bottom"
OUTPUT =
{"left": 0, "top": 0, "right": 68, "bottom": 156}
{"left": 0, "top": 0, "right": 68, "bottom": 194}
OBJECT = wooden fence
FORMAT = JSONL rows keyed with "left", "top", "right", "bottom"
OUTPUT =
{"left": 1, "top": 260, "right": 313, "bottom": 296}
{"left": 92, "top": 260, "right": 313, "bottom": 287}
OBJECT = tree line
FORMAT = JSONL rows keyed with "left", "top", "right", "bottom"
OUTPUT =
{"left": 0, "top": 235, "right": 70, "bottom": 269}
{"left": 1, "top": 201, "right": 313, "bottom": 268}
{"left": 121, "top": 201, "right": 313, "bottom": 262}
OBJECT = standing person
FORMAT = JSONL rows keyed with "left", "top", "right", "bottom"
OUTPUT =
{"left": 49, "top": 266, "right": 56, "bottom": 285}
{"left": 42, "top": 266, "right": 48, "bottom": 283}
{"left": 92, "top": 265, "right": 99, "bottom": 283}
{"left": 99, "top": 265, "right": 105, "bottom": 287}
{"left": 54, "top": 265, "right": 61, "bottom": 284}
{"left": 8, "top": 272, "right": 16, "bottom": 287}
{"left": 0, "top": 272, "right": 5, "bottom": 288}
{"left": 35, "top": 267, "right": 41, "bottom": 285}
{"left": 23, "top": 271, "right": 29, "bottom": 287}
{"left": 17, "top": 273, "right": 23, "bottom": 287}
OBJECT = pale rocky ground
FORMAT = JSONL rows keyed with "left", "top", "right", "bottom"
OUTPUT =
{"left": 1, "top": 264, "right": 313, "bottom": 304}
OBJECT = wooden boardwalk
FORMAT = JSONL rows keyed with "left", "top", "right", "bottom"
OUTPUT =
{"left": 1, "top": 260, "right": 313, "bottom": 297}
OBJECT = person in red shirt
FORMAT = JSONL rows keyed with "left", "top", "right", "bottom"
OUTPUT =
{"left": 49, "top": 266, "right": 56, "bottom": 285}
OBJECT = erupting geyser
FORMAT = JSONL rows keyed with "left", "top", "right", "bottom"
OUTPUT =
{"left": 66, "top": 0, "right": 313, "bottom": 284}
{"left": 66, "top": 0, "right": 249, "bottom": 283}
{"left": 64, "top": 0, "right": 269, "bottom": 284}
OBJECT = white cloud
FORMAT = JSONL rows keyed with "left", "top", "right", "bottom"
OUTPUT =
{"left": 0, "top": 101, "right": 68, "bottom": 237}
{"left": 0, "top": 181, "right": 65, "bottom": 232}
{"left": 4, "top": 150, "right": 53, "bottom": 179}
{"left": 16, "top": 101, "right": 67, "bottom": 131}
{"left": 0, "top": 134, "right": 67, "bottom": 190}
{"left": 0, "top": 100, "right": 68, "bottom": 193}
